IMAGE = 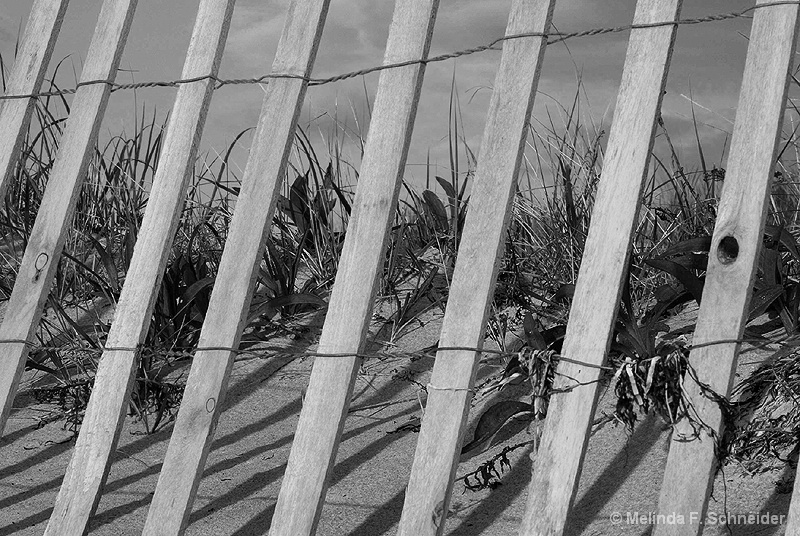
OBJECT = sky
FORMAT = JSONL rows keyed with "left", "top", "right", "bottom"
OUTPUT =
{"left": 0, "top": 0, "right": 778, "bottom": 194}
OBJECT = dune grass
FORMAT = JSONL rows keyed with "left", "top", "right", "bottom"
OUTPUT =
{"left": 1, "top": 55, "right": 798, "bottom": 485}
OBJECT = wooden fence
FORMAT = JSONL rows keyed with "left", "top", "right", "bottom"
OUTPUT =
{"left": 1, "top": 0, "right": 799, "bottom": 534}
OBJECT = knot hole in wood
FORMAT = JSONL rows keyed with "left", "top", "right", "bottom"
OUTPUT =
{"left": 717, "top": 235, "right": 739, "bottom": 265}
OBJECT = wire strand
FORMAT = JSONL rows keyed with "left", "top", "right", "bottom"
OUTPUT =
{"left": 0, "top": 1, "right": 795, "bottom": 101}
{"left": 1, "top": 335, "right": 787, "bottom": 373}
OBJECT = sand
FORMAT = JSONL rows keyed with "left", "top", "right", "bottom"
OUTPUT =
{"left": 0, "top": 306, "right": 794, "bottom": 535}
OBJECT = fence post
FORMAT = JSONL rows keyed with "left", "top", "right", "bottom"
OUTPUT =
{"left": 655, "top": 2, "right": 800, "bottom": 535}
{"left": 395, "top": 2, "right": 555, "bottom": 534}
{"left": 267, "top": 1, "right": 439, "bottom": 534}
{"left": 43, "top": 2, "right": 235, "bottom": 534}
{"left": 520, "top": 1, "right": 681, "bottom": 534}
{"left": 0, "top": 0, "right": 138, "bottom": 437}
{"left": 0, "top": 0, "right": 69, "bottom": 201}
{"left": 141, "top": 0, "right": 331, "bottom": 533}
{"left": 788, "top": 476, "right": 800, "bottom": 534}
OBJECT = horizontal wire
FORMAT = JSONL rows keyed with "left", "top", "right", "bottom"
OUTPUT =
{"left": 0, "top": 335, "right": 785, "bottom": 374}
{"left": 0, "top": 1, "right": 795, "bottom": 102}
{"left": 1, "top": 0, "right": 796, "bottom": 387}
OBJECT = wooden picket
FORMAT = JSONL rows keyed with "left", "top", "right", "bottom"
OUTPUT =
{"left": 520, "top": 1, "right": 683, "bottom": 535}
{"left": 790, "top": 475, "right": 800, "bottom": 534}
{"left": 0, "top": 0, "right": 137, "bottom": 435}
{"left": 398, "top": 1, "right": 555, "bottom": 534}
{"left": 0, "top": 0, "right": 798, "bottom": 535}
{"left": 142, "top": 0, "right": 332, "bottom": 533}
{"left": 268, "top": 1, "right": 439, "bottom": 534}
{"left": 44, "top": 1, "right": 235, "bottom": 534}
{"left": 0, "top": 0, "right": 68, "bottom": 202}
{"left": 655, "top": 2, "right": 800, "bottom": 535}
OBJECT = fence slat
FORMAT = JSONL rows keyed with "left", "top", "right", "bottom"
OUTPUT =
{"left": 268, "top": 1, "right": 439, "bottom": 534}
{"left": 0, "top": 0, "right": 69, "bottom": 201}
{"left": 0, "top": 0, "right": 137, "bottom": 436}
{"left": 654, "top": 3, "right": 800, "bottom": 535}
{"left": 141, "top": 1, "right": 331, "bottom": 533}
{"left": 42, "top": 2, "right": 235, "bottom": 534}
{"left": 789, "top": 474, "right": 800, "bottom": 534}
{"left": 395, "top": 2, "right": 554, "bottom": 535}
{"left": 520, "top": 1, "right": 681, "bottom": 534}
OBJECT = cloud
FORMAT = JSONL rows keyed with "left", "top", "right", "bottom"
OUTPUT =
{"left": 224, "top": 0, "right": 394, "bottom": 78}
{"left": 0, "top": 12, "right": 21, "bottom": 51}
{"left": 223, "top": 2, "right": 288, "bottom": 74}
{"left": 60, "top": 0, "right": 755, "bottom": 180}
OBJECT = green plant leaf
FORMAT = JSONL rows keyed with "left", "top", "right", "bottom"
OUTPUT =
{"left": 180, "top": 276, "right": 215, "bottom": 312}
{"left": 247, "top": 292, "right": 326, "bottom": 325}
{"left": 748, "top": 285, "right": 784, "bottom": 320}
{"left": 266, "top": 292, "right": 326, "bottom": 309}
{"left": 765, "top": 224, "right": 800, "bottom": 261}
{"left": 461, "top": 400, "right": 534, "bottom": 455}
{"left": 760, "top": 247, "right": 780, "bottom": 287}
{"left": 552, "top": 283, "right": 575, "bottom": 303}
{"left": 328, "top": 169, "right": 352, "bottom": 217}
{"left": 85, "top": 233, "right": 120, "bottom": 294}
{"left": 47, "top": 296, "right": 101, "bottom": 349}
{"left": 523, "top": 311, "right": 547, "bottom": 351}
{"left": 657, "top": 236, "right": 712, "bottom": 259}
{"left": 61, "top": 251, "right": 117, "bottom": 303}
{"left": 645, "top": 258, "right": 705, "bottom": 304}
{"left": 642, "top": 285, "right": 693, "bottom": 326}
{"left": 435, "top": 175, "right": 457, "bottom": 201}
{"left": 542, "top": 325, "right": 566, "bottom": 351}
{"left": 422, "top": 190, "right": 448, "bottom": 230}
{"left": 458, "top": 172, "right": 470, "bottom": 202}
{"left": 286, "top": 172, "right": 311, "bottom": 234}
{"left": 668, "top": 252, "right": 709, "bottom": 272}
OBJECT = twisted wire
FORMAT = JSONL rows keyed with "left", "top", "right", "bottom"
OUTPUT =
{"left": 0, "top": 1, "right": 795, "bottom": 101}
{"left": 2, "top": 335, "right": 783, "bottom": 373}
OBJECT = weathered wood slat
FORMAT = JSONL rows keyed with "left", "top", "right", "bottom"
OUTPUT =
{"left": 788, "top": 474, "right": 800, "bottom": 535}
{"left": 268, "top": 1, "right": 439, "bottom": 534}
{"left": 43, "top": 2, "right": 235, "bottom": 534}
{"left": 141, "top": 1, "right": 331, "bottom": 534}
{"left": 520, "top": 1, "right": 682, "bottom": 535}
{"left": 396, "top": 2, "right": 554, "bottom": 535}
{"left": 0, "top": 0, "right": 69, "bottom": 200}
{"left": 0, "top": 0, "right": 138, "bottom": 436}
{"left": 654, "top": 2, "right": 800, "bottom": 535}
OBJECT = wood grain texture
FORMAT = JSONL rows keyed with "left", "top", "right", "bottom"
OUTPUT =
{"left": 654, "top": 3, "right": 799, "bottom": 535}
{"left": 396, "top": 2, "right": 554, "bottom": 535}
{"left": 0, "top": 0, "right": 69, "bottom": 200}
{"left": 44, "top": 2, "right": 235, "bottom": 534}
{"left": 0, "top": 0, "right": 137, "bottom": 438}
{"left": 268, "top": 1, "right": 439, "bottom": 534}
{"left": 788, "top": 471, "right": 800, "bottom": 535}
{"left": 520, "top": 2, "right": 682, "bottom": 535}
{"left": 142, "top": 1, "right": 331, "bottom": 534}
